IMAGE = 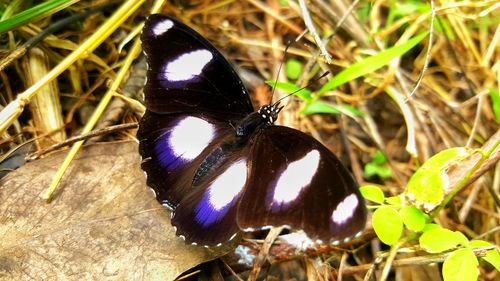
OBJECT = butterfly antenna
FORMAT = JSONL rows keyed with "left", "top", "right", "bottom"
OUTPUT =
{"left": 272, "top": 71, "right": 330, "bottom": 107}
{"left": 270, "top": 41, "right": 293, "bottom": 104}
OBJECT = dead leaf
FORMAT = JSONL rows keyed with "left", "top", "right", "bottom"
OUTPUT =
{"left": 0, "top": 141, "right": 231, "bottom": 280}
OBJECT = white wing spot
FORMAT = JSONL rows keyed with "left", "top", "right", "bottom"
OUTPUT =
{"left": 152, "top": 19, "right": 174, "bottom": 36}
{"left": 169, "top": 117, "right": 214, "bottom": 160}
{"left": 273, "top": 150, "right": 320, "bottom": 205}
{"left": 163, "top": 49, "right": 213, "bottom": 82}
{"left": 207, "top": 160, "right": 247, "bottom": 210}
{"left": 331, "top": 194, "right": 359, "bottom": 225}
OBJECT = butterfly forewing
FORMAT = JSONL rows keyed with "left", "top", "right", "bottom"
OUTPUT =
{"left": 142, "top": 15, "right": 253, "bottom": 117}
{"left": 237, "top": 126, "right": 367, "bottom": 243}
{"left": 138, "top": 111, "right": 235, "bottom": 208}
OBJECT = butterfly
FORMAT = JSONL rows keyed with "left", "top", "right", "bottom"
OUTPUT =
{"left": 138, "top": 14, "right": 367, "bottom": 246}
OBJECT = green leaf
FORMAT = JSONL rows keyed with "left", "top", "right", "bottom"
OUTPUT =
{"left": 395, "top": 1, "right": 430, "bottom": 15}
{"left": 405, "top": 147, "right": 473, "bottom": 212}
{"left": 337, "top": 104, "right": 365, "bottom": 116}
{"left": 285, "top": 59, "right": 302, "bottom": 80}
{"left": 468, "top": 240, "right": 500, "bottom": 271}
{"left": 0, "top": 0, "right": 77, "bottom": 34}
{"left": 420, "top": 147, "right": 473, "bottom": 169}
{"left": 363, "top": 163, "right": 377, "bottom": 176}
{"left": 318, "top": 32, "right": 429, "bottom": 95}
{"left": 376, "top": 166, "right": 392, "bottom": 178}
{"left": 359, "top": 184, "right": 385, "bottom": 204}
{"left": 405, "top": 169, "right": 445, "bottom": 212}
{"left": 483, "top": 249, "right": 500, "bottom": 271}
{"left": 372, "top": 150, "right": 387, "bottom": 165}
{"left": 385, "top": 195, "right": 402, "bottom": 205}
{"left": 419, "top": 228, "right": 468, "bottom": 253}
{"left": 279, "top": 0, "right": 288, "bottom": 6}
{"left": 421, "top": 223, "right": 441, "bottom": 233}
{"left": 489, "top": 88, "right": 500, "bottom": 124}
{"left": 302, "top": 101, "right": 340, "bottom": 114}
{"left": 435, "top": 17, "right": 456, "bottom": 40}
{"left": 364, "top": 151, "right": 392, "bottom": 179}
{"left": 442, "top": 248, "right": 479, "bottom": 281}
{"left": 265, "top": 80, "right": 312, "bottom": 101}
{"left": 372, "top": 206, "right": 403, "bottom": 245}
{"left": 455, "top": 231, "right": 470, "bottom": 246}
{"left": 364, "top": 163, "right": 392, "bottom": 178}
{"left": 302, "top": 101, "right": 364, "bottom": 116}
{"left": 400, "top": 206, "right": 427, "bottom": 232}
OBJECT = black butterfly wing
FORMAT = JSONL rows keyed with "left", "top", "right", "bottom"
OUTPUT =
{"left": 237, "top": 126, "right": 367, "bottom": 243}
{"left": 140, "top": 14, "right": 255, "bottom": 209}
{"left": 142, "top": 14, "right": 253, "bottom": 117}
{"left": 138, "top": 111, "right": 236, "bottom": 208}
{"left": 170, "top": 145, "right": 251, "bottom": 246}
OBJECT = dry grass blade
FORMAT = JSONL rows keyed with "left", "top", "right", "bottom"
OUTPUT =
{"left": 0, "top": 0, "right": 145, "bottom": 136}
{"left": 42, "top": 38, "right": 143, "bottom": 200}
{"left": 23, "top": 47, "right": 66, "bottom": 147}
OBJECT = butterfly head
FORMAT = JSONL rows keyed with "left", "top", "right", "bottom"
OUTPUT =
{"left": 258, "top": 103, "right": 283, "bottom": 125}
{"left": 235, "top": 103, "right": 283, "bottom": 137}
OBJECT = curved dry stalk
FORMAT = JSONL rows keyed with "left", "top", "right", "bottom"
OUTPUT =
{"left": 298, "top": 0, "right": 332, "bottom": 64}
{"left": 405, "top": 0, "right": 436, "bottom": 101}
{"left": 28, "top": 123, "right": 138, "bottom": 160}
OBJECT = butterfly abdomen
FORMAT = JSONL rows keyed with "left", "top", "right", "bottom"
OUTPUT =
{"left": 192, "top": 144, "right": 231, "bottom": 186}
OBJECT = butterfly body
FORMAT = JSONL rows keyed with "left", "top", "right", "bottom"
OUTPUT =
{"left": 138, "top": 14, "right": 367, "bottom": 246}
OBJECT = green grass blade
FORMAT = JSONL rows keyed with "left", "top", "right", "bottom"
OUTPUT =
{"left": 265, "top": 80, "right": 313, "bottom": 101}
{"left": 318, "top": 32, "right": 429, "bottom": 95}
{"left": 1, "top": 0, "right": 26, "bottom": 21}
{"left": 0, "top": 0, "right": 78, "bottom": 34}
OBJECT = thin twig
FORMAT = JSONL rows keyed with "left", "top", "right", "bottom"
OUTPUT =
{"left": 380, "top": 239, "right": 405, "bottom": 281}
{"left": 246, "top": 0, "right": 303, "bottom": 34}
{"left": 221, "top": 260, "right": 245, "bottom": 281}
{"left": 247, "top": 227, "right": 284, "bottom": 281}
{"left": 405, "top": 0, "right": 436, "bottom": 101}
{"left": 330, "top": 0, "right": 360, "bottom": 36}
{"left": 28, "top": 123, "right": 138, "bottom": 160}
{"left": 298, "top": 0, "right": 332, "bottom": 64}
{"left": 349, "top": 246, "right": 496, "bottom": 276}
{"left": 466, "top": 95, "right": 483, "bottom": 147}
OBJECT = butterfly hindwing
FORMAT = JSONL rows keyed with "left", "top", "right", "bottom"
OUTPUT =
{"left": 237, "top": 126, "right": 367, "bottom": 243}
{"left": 171, "top": 146, "right": 251, "bottom": 246}
{"left": 142, "top": 15, "right": 253, "bottom": 117}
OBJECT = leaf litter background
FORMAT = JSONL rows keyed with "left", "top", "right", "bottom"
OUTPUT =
{"left": 0, "top": 0, "right": 498, "bottom": 280}
{"left": 0, "top": 141, "right": 231, "bottom": 280}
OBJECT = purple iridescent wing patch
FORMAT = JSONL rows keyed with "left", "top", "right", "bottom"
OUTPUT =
{"left": 171, "top": 157, "right": 248, "bottom": 245}
{"left": 138, "top": 111, "right": 232, "bottom": 208}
